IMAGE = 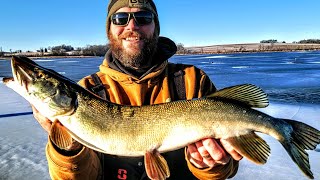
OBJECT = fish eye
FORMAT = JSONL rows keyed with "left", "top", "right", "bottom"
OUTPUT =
{"left": 38, "top": 71, "right": 46, "bottom": 78}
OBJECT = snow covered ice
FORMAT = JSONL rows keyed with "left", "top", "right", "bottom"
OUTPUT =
{"left": 1, "top": 51, "right": 319, "bottom": 179}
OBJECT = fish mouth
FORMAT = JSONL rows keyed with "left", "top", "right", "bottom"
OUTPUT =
{"left": 10, "top": 56, "right": 65, "bottom": 102}
{"left": 10, "top": 56, "right": 39, "bottom": 89}
{"left": 9, "top": 56, "right": 78, "bottom": 116}
{"left": 10, "top": 56, "right": 71, "bottom": 91}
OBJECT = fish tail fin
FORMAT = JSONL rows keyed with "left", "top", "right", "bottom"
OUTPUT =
{"left": 281, "top": 119, "right": 320, "bottom": 179}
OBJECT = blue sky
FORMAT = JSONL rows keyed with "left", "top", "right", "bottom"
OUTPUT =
{"left": 1, "top": 0, "right": 319, "bottom": 52}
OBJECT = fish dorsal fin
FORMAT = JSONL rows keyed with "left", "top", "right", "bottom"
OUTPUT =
{"left": 145, "top": 150, "right": 170, "bottom": 180}
{"left": 226, "top": 132, "right": 271, "bottom": 164}
{"left": 207, "top": 84, "right": 269, "bottom": 108}
{"left": 50, "top": 120, "right": 73, "bottom": 150}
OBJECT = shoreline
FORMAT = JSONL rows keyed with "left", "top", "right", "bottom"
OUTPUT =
{"left": 182, "top": 43, "right": 320, "bottom": 54}
{"left": 2, "top": 43, "right": 320, "bottom": 59}
{"left": 175, "top": 48, "right": 320, "bottom": 56}
{"left": 0, "top": 55, "right": 98, "bottom": 60}
{"left": 1, "top": 49, "right": 320, "bottom": 60}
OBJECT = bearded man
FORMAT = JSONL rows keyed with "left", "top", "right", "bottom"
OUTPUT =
{"left": 32, "top": 0, "right": 242, "bottom": 179}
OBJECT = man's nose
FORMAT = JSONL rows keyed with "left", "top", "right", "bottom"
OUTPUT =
{"left": 125, "top": 18, "right": 139, "bottom": 30}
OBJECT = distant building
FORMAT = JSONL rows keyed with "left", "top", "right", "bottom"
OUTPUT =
{"left": 65, "top": 50, "right": 81, "bottom": 56}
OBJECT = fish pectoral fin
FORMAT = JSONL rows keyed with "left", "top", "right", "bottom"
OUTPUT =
{"left": 226, "top": 132, "right": 271, "bottom": 164}
{"left": 207, "top": 84, "right": 269, "bottom": 108}
{"left": 144, "top": 150, "right": 170, "bottom": 180}
{"left": 49, "top": 120, "right": 73, "bottom": 150}
{"left": 50, "top": 121, "right": 108, "bottom": 154}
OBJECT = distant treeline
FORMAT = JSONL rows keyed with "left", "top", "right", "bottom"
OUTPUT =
{"left": 50, "top": 44, "right": 110, "bottom": 56}
{"left": 1, "top": 44, "right": 110, "bottom": 57}
{"left": 260, "top": 39, "right": 283, "bottom": 43}
{"left": 2, "top": 38, "right": 320, "bottom": 57}
{"left": 298, "top": 39, "right": 320, "bottom": 44}
{"left": 260, "top": 39, "right": 320, "bottom": 44}
{"left": 176, "top": 39, "right": 320, "bottom": 54}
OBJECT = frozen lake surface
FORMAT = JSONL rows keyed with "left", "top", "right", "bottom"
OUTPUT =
{"left": 0, "top": 51, "right": 319, "bottom": 179}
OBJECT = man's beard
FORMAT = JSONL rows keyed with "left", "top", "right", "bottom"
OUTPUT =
{"left": 108, "top": 31, "right": 158, "bottom": 69}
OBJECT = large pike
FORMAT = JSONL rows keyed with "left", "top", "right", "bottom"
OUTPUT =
{"left": 3, "top": 56, "right": 320, "bottom": 179}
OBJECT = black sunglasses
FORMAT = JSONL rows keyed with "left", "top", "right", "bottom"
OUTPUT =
{"left": 111, "top": 11, "right": 154, "bottom": 26}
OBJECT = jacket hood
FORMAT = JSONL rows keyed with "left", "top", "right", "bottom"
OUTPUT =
{"left": 153, "top": 36, "right": 177, "bottom": 62}
{"left": 99, "top": 36, "right": 177, "bottom": 83}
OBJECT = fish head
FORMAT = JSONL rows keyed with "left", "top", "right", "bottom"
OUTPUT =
{"left": 6, "top": 56, "right": 77, "bottom": 118}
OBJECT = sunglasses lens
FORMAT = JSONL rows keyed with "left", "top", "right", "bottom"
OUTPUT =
{"left": 134, "top": 11, "right": 153, "bottom": 25}
{"left": 111, "top": 13, "right": 129, "bottom": 26}
{"left": 111, "top": 11, "right": 153, "bottom": 26}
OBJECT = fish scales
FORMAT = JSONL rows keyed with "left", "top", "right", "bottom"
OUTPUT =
{"left": 67, "top": 91, "right": 281, "bottom": 156}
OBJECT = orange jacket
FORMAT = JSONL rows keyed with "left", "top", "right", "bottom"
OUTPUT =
{"left": 46, "top": 37, "right": 239, "bottom": 179}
